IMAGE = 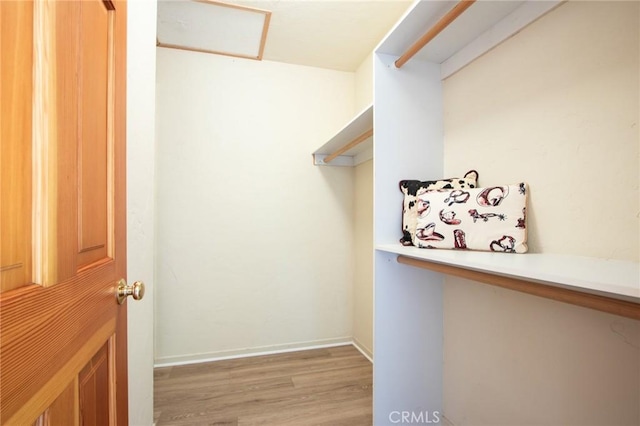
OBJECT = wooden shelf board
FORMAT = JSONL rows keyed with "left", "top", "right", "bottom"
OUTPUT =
{"left": 376, "top": 243, "right": 640, "bottom": 304}
{"left": 312, "top": 104, "right": 373, "bottom": 167}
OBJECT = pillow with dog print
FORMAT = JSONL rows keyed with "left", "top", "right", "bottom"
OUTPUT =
{"left": 412, "top": 182, "right": 528, "bottom": 253}
{"left": 399, "top": 170, "right": 478, "bottom": 246}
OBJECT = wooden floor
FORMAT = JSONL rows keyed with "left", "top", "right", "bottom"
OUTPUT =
{"left": 154, "top": 345, "right": 373, "bottom": 426}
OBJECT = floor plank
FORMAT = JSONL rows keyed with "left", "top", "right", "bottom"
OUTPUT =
{"left": 154, "top": 345, "right": 373, "bottom": 426}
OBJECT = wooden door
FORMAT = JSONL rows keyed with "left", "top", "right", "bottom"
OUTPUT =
{"left": 0, "top": 0, "right": 129, "bottom": 424}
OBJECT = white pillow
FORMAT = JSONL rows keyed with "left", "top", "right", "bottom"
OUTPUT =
{"left": 412, "top": 183, "right": 528, "bottom": 253}
{"left": 399, "top": 170, "right": 478, "bottom": 246}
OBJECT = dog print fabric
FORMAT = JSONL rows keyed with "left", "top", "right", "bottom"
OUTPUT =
{"left": 399, "top": 170, "right": 478, "bottom": 246}
{"left": 412, "top": 182, "right": 528, "bottom": 253}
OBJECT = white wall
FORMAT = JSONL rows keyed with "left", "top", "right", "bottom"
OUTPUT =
{"left": 353, "top": 52, "right": 374, "bottom": 357}
{"left": 353, "top": 158, "right": 373, "bottom": 357}
{"left": 355, "top": 52, "right": 374, "bottom": 112}
{"left": 126, "top": 0, "right": 157, "bottom": 424}
{"left": 154, "top": 48, "right": 356, "bottom": 364}
{"left": 443, "top": 2, "right": 639, "bottom": 424}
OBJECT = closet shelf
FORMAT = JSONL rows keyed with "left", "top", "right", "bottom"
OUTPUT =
{"left": 377, "top": 244, "right": 640, "bottom": 319}
{"left": 377, "top": 0, "right": 562, "bottom": 78}
{"left": 312, "top": 104, "right": 373, "bottom": 167}
{"left": 313, "top": 0, "right": 563, "bottom": 166}
{"left": 395, "top": 0, "right": 476, "bottom": 68}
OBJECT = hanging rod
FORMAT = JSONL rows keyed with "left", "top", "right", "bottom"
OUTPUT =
{"left": 324, "top": 128, "right": 373, "bottom": 164}
{"left": 395, "top": 0, "right": 476, "bottom": 69}
{"left": 397, "top": 255, "right": 640, "bottom": 320}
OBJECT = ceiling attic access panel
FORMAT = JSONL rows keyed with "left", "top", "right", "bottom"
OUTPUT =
{"left": 157, "top": 0, "right": 271, "bottom": 60}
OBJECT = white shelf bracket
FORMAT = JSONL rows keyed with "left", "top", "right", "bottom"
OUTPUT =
{"left": 312, "top": 154, "right": 355, "bottom": 167}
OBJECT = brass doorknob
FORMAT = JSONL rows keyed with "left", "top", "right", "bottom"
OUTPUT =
{"left": 116, "top": 279, "right": 145, "bottom": 304}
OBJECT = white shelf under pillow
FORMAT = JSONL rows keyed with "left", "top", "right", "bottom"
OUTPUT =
{"left": 376, "top": 243, "right": 640, "bottom": 306}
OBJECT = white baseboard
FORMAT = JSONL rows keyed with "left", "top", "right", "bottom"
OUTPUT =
{"left": 154, "top": 337, "right": 354, "bottom": 368}
{"left": 352, "top": 337, "right": 373, "bottom": 363}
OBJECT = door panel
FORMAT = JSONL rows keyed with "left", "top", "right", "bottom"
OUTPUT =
{"left": 47, "top": 379, "right": 79, "bottom": 426}
{"left": 0, "top": 0, "right": 34, "bottom": 292}
{"left": 78, "top": 0, "right": 112, "bottom": 269}
{"left": 0, "top": 0, "right": 128, "bottom": 424}
{"left": 79, "top": 342, "right": 112, "bottom": 425}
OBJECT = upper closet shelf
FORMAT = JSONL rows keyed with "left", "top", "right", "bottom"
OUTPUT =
{"left": 377, "top": 0, "right": 563, "bottom": 78}
{"left": 312, "top": 104, "right": 373, "bottom": 167}
{"left": 313, "top": 1, "right": 563, "bottom": 167}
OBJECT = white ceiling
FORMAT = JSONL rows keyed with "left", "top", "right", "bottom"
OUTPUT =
{"left": 157, "top": 0, "right": 413, "bottom": 72}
